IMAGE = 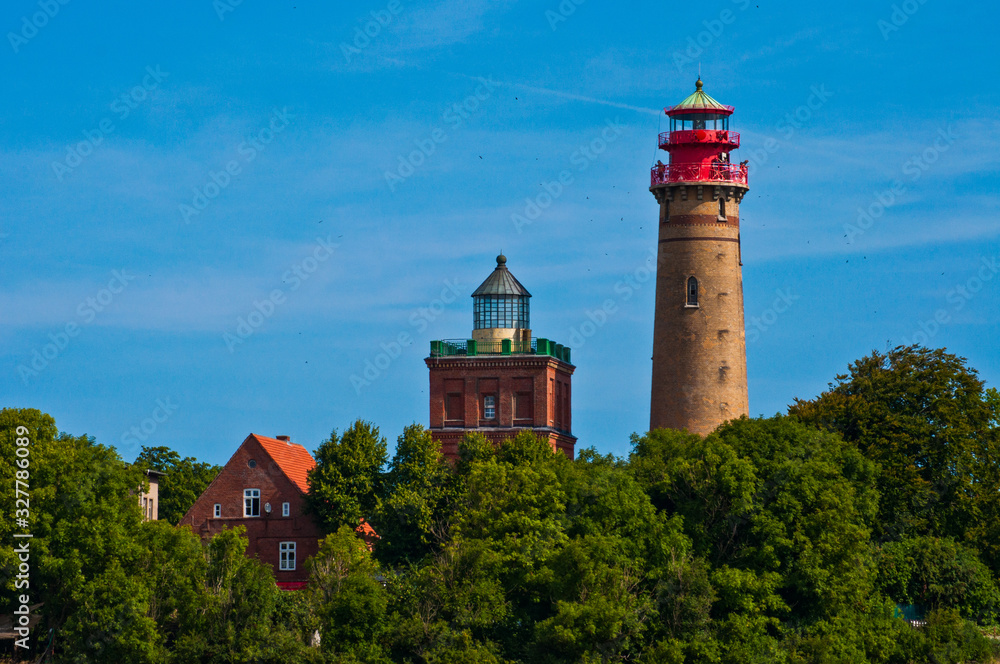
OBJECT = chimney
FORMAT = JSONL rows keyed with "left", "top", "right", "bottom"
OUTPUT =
{"left": 276, "top": 435, "right": 291, "bottom": 443}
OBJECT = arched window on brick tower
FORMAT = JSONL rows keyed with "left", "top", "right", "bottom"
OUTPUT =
{"left": 686, "top": 276, "right": 699, "bottom": 307}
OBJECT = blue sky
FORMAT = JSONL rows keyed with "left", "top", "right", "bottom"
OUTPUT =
{"left": 2, "top": 0, "right": 998, "bottom": 465}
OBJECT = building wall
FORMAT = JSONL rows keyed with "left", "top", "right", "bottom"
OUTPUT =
{"left": 178, "top": 437, "right": 321, "bottom": 584}
{"left": 650, "top": 183, "right": 749, "bottom": 435}
{"left": 426, "top": 354, "right": 576, "bottom": 458}
{"left": 139, "top": 475, "right": 159, "bottom": 521}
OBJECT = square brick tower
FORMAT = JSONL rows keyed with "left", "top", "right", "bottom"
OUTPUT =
{"left": 426, "top": 254, "right": 576, "bottom": 459}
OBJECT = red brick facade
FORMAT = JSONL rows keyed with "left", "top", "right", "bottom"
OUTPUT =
{"left": 426, "top": 354, "right": 576, "bottom": 458}
{"left": 179, "top": 434, "right": 322, "bottom": 586}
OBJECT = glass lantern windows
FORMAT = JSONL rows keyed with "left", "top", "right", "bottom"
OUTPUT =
{"left": 669, "top": 114, "right": 729, "bottom": 132}
{"left": 473, "top": 295, "right": 529, "bottom": 330}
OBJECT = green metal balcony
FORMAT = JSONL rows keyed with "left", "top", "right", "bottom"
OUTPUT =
{"left": 429, "top": 338, "right": 571, "bottom": 364}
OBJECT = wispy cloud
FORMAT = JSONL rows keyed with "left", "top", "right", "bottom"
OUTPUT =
{"left": 446, "top": 71, "right": 662, "bottom": 116}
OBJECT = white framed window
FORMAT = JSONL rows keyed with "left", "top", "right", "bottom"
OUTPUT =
{"left": 282, "top": 502, "right": 290, "bottom": 517}
{"left": 279, "top": 541, "right": 296, "bottom": 570}
{"left": 214, "top": 503, "right": 221, "bottom": 518}
{"left": 244, "top": 489, "right": 260, "bottom": 517}
{"left": 483, "top": 395, "right": 496, "bottom": 419}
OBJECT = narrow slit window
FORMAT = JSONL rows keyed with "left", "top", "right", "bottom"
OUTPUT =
{"left": 719, "top": 198, "right": 727, "bottom": 220}
{"left": 687, "top": 277, "right": 699, "bottom": 306}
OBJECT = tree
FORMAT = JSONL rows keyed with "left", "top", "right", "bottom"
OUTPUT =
{"left": 376, "top": 424, "right": 455, "bottom": 565}
{"left": 306, "top": 420, "right": 388, "bottom": 532}
{"left": 174, "top": 525, "right": 320, "bottom": 663}
{"left": 876, "top": 536, "right": 1000, "bottom": 624}
{"left": 630, "top": 416, "right": 887, "bottom": 662}
{"left": 789, "top": 345, "right": 1000, "bottom": 565}
{"left": 305, "top": 525, "right": 391, "bottom": 663}
{"left": 0, "top": 408, "right": 159, "bottom": 661}
{"left": 134, "top": 445, "right": 221, "bottom": 525}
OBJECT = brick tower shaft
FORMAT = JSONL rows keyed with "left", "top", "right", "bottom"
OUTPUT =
{"left": 650, "top": 185, "right": 748, "bottom": 434}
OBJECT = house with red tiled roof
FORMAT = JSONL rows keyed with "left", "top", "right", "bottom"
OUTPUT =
{"left": 179, "top": 433, "right": 324, "bottom": 589}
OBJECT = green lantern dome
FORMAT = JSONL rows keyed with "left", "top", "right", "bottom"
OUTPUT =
{"left": 667, "top": 78, "right": 734, "bottom": 115}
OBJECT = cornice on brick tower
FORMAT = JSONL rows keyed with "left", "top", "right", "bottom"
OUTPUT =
{"left": 426, "top": 255, "right": 576, "bottom": 458}
{"left": 648, "top": 79, "right": 750, "bottom": 436}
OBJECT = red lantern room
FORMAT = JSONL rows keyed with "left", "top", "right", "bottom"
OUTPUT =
{"left": 651, "top": 78, "right": 748, "bottom": 188}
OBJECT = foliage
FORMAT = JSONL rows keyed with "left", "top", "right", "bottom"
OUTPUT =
{"left": 306, "top": 419, "right": 388, "bottom": 532}
{"left": 375, "top": 424, "right": 455, "bottom": 565}
{"left": 790, "top": 345, "right": 1000, "bottom": 563}
{"left": 876, "top": 536, "right": 1000, "bottom": 624}
{"left": 134, "top": 445, "right": 221, "bottom": 525}
{"left": 306, "top": 525, "right": 391, "bottom": 663}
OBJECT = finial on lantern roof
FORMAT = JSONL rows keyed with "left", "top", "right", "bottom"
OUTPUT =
{"left": 473, "top": 253, "right": 530, "bottom": 298}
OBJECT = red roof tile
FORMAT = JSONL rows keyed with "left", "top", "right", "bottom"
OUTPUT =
{"left": 251, "top": 434, "right": 316, "bottom": 493}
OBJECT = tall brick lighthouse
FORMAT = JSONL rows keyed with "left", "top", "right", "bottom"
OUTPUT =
{"left": 649, "top": 79, "right": 749, "bottom": 435}
{"left": 426, "top": 255, "right": 576, "bottom": 459}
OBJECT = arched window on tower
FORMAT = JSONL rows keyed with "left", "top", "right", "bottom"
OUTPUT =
{"left": 686, "top": 276, "right": 699, "bottom": 307}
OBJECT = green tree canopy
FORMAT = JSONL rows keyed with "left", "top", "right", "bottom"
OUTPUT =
{"left": 306, "top": 419, "right": 388, "bottom": 533}
{"left": 375, "top": 423, "right": 455, "bottom": 565}
{"left": 790, "top": 345, "right": 1000, "bottom": 567}
{"left": 134, "top": 445, "right": 221, "bottom": 525}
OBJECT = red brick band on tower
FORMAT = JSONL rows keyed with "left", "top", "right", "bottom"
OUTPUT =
{"left": 649, "top": 79, "right": 749, "bottom": 436}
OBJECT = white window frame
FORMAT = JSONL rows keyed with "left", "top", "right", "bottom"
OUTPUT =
{"left": 214, "top": 503, "right": 221, "bottom": 518}
{"left": 282, "top": 502, "right": 290, "bottom": 517}
{"left": 244, "top": 489, "right": 260, "bottom": 517}
{"left": 484, "top": 394, "right": 496, "bottom": 419}
{"left": 279, "top": 541, "right": 296, "bottom": 570}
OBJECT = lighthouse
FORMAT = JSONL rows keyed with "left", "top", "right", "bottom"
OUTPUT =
{"left": 426, "top": 255, "right": 576, "bottom": 459}
{"left": 649, "top": 79, "right": 749, "bottom": 435}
